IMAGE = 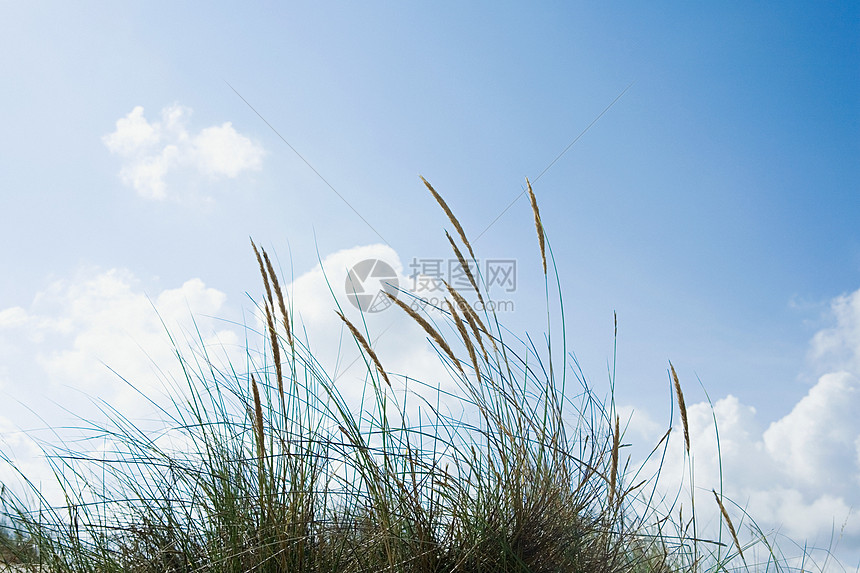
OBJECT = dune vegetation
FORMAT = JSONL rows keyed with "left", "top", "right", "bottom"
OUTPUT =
{"left": 0, "top": 179, "right": 818, "bottom": 572}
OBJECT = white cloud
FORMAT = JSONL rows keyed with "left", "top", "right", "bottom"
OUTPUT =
{"left": 103, "top": 104, "right": 264, "bottom": 200}
{"left": 764, "top": 372, "right": 860, "bottom": 493}
{"left": 193, "top": 123, "right": 263, "bottom": 178}
{"left": 0, "top": 269, "right": 245, "bottom": 508}
{"left": 0, "top": 306, "right": 28, "bottom": 328}
{"left": 616, "top": 403, "right": 662, "bottom": 442}
{"left": 0, "top": 413, "right": 63, "bottom": 510}
{"left": 630, "top": 288, "right": 860, "bottom": 568}
{"left": 811, "top": 289, "right": 860, "bottom": 375}
{"left": 0, "top": 268, "right": 240, "bottom": 422}
{"left": 102, "top": 106, "right": 160, "bottom": 155}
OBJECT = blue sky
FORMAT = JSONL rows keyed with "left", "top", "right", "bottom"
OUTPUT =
{"left": 1, "top": 2, "right": 859, "bottom": 568}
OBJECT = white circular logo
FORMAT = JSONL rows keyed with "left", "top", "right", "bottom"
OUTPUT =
{"left": 345, "top": 259, "right": 399, "bottom": 313}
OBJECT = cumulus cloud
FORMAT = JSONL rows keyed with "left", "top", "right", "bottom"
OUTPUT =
{"left": 632, "top": 289, "right": 860, "bottom": 568}
{"left": 0, "top": 268, "right": 240, "bottom": 421}
{"left": 764, "top": 372, "right": 860, "bottom": 493}
{"left": 0, "top": 269, "right": 245, "bottom": 508}
{"left": 666, "top": 390, "right": 858, "bottom": 536}
{"left": 103, "top": 104, "right": 264, "bottom": 200}
{"left": 811, "top": 289, "right": 860, "bottom": 376}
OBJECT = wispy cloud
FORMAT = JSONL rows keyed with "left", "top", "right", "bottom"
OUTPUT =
{"left": 103, "top": 104, "right": 264, "bottom": 200}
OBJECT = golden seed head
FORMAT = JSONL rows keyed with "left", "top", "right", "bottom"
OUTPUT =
{"left": 526, "top": 178, "right": 546, "bottom": 275}
{"left": 336, "top": 310, "right": 391, "bottom": 387}
{"left": 670, "top": 362, "right": 690, "bottom": 454}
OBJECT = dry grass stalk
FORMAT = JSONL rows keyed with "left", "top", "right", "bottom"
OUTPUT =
{"left": 460, "top": 304, "right": 489, "bottom": 361}
{"left": 250, "top": 375, "right": 266, "bottom": 462}
{"left": 251, "top": 239, "right": 275, "bottom": 311}
{"left": 384, "top": 292, "right": 464, "bottom": 375}
{"left": 442, "top": 279, "right": 485, "bottom": 333}
{"left": 421, "top": 175, "right": 477, "bottom": 262}
{"left": 442, "top": 279, "right": 496, "bottom": 358}
{"left": 335, "top": 310, "right": 391, "bottom": 387}
{"left": 713, "top": 489, "right": 745, "bottom": 562}
{"left": 526, "top": 178, "right": 546, "bottom": 275}
{"left": 250, "top": 374, "right": 270, "bottom": 526}
{"left": 445, "top": 231, "right": 485, "bottom": 308}
{"left": 447, "top": 300, "right": 481, "bottom": 379}
{"left": 261, "top": 248, "right": 294, "bottom": 348}
{"left": 670, "top": 362, "right": 690, "bottom": 454}
{"left": 264, "top": 302, "right": 283, "bottom": 399}
{"left": 608, "top": 414, "right": 620, "bottom": 507}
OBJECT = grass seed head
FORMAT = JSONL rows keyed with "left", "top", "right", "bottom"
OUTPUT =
{"left": 384, "top": 291, "right": 464, "bottom": 375}
{"left": 713, "top": 489, "right": 745, "bottom": 563}
{"left": 670, "top": 362, "right": 690, "bottom": 454}
{"left": 422, "top": 175, "right": 477, "bottom": 262}
{"left": 447, "top": 299, "right": 481, "bottom": 379}
{"left": 251, "top": 374, "right": 266, "bottom": 462}
{"left": 336, "top": 310, "right": 391, "bottom": 387}
{"left": 609, "top": 414, "right": 620, "bottom": 507}
{"left": 526, "top": 178, "right": 546, "bottom": 275}
{"left": 251, "top": 238, "right": 275, "bottom": 311}
{"left": 261, "top": 247, "right": 293, "bottom": 348}
{"left": 442, "top": 278, "right": 495, "bottom": 358}
{"left": 264, "top": 302, "right": 283, "bottom": 399}
{"left": 445, "top": 230, "right": 485, "bottom": 308}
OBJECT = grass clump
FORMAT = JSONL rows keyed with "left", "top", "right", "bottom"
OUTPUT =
{"left": 0, "top": 178, "right": 810, "bottom": 572}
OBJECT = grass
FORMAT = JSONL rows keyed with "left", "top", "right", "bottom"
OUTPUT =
{"left": 0, "top": 178, "right": 823, "bottom": 572}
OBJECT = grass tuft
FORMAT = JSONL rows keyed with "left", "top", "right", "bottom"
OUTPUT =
{"left": 0, "top": 178, "right": 826, "bottom": 573}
